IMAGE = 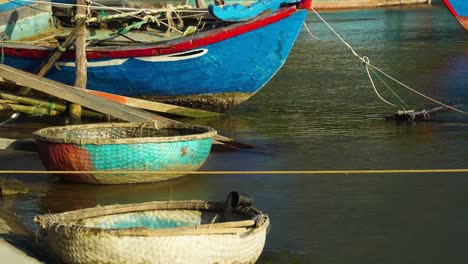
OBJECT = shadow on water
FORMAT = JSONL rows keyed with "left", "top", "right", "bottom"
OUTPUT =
{"left": 0, "top": 4, "right": 467, "bottom": 264}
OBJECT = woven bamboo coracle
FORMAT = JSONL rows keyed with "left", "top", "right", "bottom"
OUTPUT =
{"left": 33, "top": 122, "right": 217, "bottom": 184}
{"left": 35, "top": 200, "right": 269, "bottom": 264}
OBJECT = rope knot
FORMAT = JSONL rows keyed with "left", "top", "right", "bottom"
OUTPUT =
{"left": 56, "top": 43, "right": 66, "bottom": 52}
{"left": 361, "top": 56, "right": 370, "bottom": 66}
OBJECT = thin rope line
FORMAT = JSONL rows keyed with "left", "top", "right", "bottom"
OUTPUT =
{"left": 368, "top": 64, "right": 468, "bottom": 115}
{"left": 0, "top": 169, "right": 467, "bottom": 174}
{"left": 88, "top": 0, "right": 184, "bottom": 34}
{"left": 303, "top": 22, "right": 320, "bottom": 40}
{"left": 369, "top": 67, "right": 409, "bottom": 108}
{"left": 310, "top": 7, "right": 468, "bottom": 116}
{"left": 364, "top": 58, "right": 401, "bottom": 108}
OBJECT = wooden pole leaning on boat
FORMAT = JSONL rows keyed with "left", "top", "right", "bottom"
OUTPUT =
{"left": 17, "top": 17, "right": 87, "bottom": 96}
{"left": 69, "top": 0, "right": 89, "bottom": 124}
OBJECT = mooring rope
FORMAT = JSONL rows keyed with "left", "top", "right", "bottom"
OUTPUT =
{"left": 87, "top": 0, "right": 185, "bottom": 34}
{"left": 0, "top": 169, "right": 467, "bottom": 174}
{"left": 307, "top": 8, "right": 468, "bottom": 116}
{"left": 302, "top": 22, "right": 320, "bottom": 40}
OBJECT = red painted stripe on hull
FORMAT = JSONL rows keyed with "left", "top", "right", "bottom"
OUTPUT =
{"left": 457, "top": 16, "right": 468, "bottom": 31}
{"left": 441, "top": 0, "right": 459, "bottom": 17}
{"left": 3, "top": 6, "right": 297, "bottom": 60}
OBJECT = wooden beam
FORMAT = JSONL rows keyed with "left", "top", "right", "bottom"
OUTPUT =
{"left": 0, "top": 64, "right": 162, "bottom": 122}
{"left": 0, "top": 64, "right": 252, "bottom": 149}
{"left": 87, "top": 90, "right": 221, "bottom": 118}
{"left": 69, "top": 0, "right": 88, "bottom": 124}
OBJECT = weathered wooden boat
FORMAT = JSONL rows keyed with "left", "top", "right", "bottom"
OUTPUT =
{"left": 33, "top": 122, "right": 217, "bottom": 184}
{"left": 441, "top": 0, "right": 468, "bottom": 30}
{"left": 0, "top": 0, "right": 312, "bottom": 111}
{"left": 34, "top": 195, "right": 270, "bottom": 264}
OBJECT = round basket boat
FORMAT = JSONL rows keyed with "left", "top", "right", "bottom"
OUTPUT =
{"left": 34, "top": 199, "right": 270, "bottom": 264}
{"left": 33, "top": 122, "right": 217, "bottom": 184}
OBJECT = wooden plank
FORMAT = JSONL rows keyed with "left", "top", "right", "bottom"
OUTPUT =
{"left": 69, "top": 0, "right": 88, "bottom": 124}
{"left": 0, "top": 64, "right": 251, "bottom": 149}
{"left": 87, "top": 90, "right": 221, "bottom": 118}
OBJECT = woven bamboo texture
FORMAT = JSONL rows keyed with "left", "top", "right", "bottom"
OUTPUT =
{"left": 33, "top": 122, "right": 217, "bottom": 184}
{"left": 35, "top": 200, "right": 269, "bottom": 264}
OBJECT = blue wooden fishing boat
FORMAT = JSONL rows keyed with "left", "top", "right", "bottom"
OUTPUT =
{"left": 441, "top": 0, "right": 468, "bottom": 30}
{"left": 0, "top": 0, "right": 311, "bottom": 111}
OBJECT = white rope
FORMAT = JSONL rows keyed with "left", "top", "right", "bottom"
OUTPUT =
{"left": 309, "top": 7, "right": 468, "bottom": 116}
{"left": 364, "top": 57, "right": 400, "bottom": 108}
{"left": 302, "top": 22, "right": 320, "bottom": 40}
{"left": 368, "top": 64, "right": 468, "bottom": 115}
{"left": 87, "top": 0, "right": 184, "bottom": 34}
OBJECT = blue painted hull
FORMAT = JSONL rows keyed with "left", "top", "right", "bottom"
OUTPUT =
{"left": 442, "top": 0, "right": 468, "bottom": 30}
{"left": 446, "top": 0, "right": 468, "bottom": 16}
{"left": 3, "top": 9, "right": 307, "bottom": 110}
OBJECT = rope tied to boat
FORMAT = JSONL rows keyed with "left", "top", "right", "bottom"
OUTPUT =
{"left": 305, "top": 8, "right": 468, "bottom": 116}
{"left": 137, "top": 120, "right": 161, "bottom": 137}
{"left": 73, "top": 14, "right": 88, "bottom": 22}
{"left": 56, "top": 43, "right": 66, "bottom": 52}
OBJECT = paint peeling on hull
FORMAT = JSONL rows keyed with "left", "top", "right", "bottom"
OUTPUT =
{"left": 139, "top": 92, "right": 255, "bottom": 112}
{"left": 457, "top": 16, "right": 468, "bottom": 31}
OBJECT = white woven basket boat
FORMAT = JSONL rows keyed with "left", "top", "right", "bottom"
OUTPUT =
{"left": 34, "top": 199, "right": 269, "bottom": 264}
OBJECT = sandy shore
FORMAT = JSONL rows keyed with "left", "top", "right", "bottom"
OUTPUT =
{"left": 312, "top": 0, "right": 431, "bottom": 10}
{"left": 0, "top": 209, "right": 55, "bottom": 264}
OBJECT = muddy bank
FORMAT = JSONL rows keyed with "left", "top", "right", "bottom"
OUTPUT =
{"left": 312, "top": 0, "right": 431, "bottom": 10}
{"left": 0, "top": 209, "right": 45, "bottom": 263}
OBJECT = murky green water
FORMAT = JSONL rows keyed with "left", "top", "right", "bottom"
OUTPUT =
{"left": 1, "top": 3, "right": 467, "bottom": 263}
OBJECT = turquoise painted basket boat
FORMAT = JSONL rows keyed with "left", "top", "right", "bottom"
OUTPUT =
{"left": 33, "top": 122, "right": 217, "bottom": 184}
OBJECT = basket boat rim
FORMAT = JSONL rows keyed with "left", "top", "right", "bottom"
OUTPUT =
{"left": 34, "top": 200, "right": 269, "bottom": 237}
{"left": 32, "top": 122, "right": 217, "bottom": 145}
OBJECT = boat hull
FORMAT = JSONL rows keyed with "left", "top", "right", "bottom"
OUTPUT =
{"left": 2, "top": 7, "right": 308, "bottom": 111}
{"left": 441, "top": 0, "right": 468, "bottom": 31}
{"left": 33, "top": 123, "right": 216, "bottom": 184}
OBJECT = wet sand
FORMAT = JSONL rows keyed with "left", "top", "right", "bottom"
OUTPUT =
{"left": 0, "top": 209, "right": 44, "bottom": 263}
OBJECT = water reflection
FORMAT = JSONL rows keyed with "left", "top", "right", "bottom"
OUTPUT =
{"left": 0, "top": 5, "right": 467, "bottom": 264}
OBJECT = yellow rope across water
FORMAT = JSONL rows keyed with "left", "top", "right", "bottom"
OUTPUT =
{"left": 0, "top": 169, "right": 467, "bottom": 174}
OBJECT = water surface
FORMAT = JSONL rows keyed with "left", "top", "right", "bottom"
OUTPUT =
{"left": 1, "top": 3, "right": 467, "bottom": 264}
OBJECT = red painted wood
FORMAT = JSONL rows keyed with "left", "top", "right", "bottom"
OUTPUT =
{"left": 299, "top": 0, "right": 312, "bottom": 10}
{"left": 441, "top": 0, "right": 459, "bottom": 17}
{"left": 36, "top": 141, "right": 99, "bottom": 183}
{"left": 88, "top": 90, "right": 128, "bottom": 104}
